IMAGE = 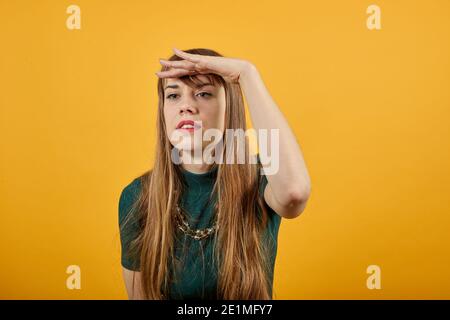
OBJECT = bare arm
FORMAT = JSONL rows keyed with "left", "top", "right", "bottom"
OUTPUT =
{"left": 122, "top": 267, "right": 144, "bottom": 299}
{"left": 239, "top": 63, "right": 312, "bottom": 219}
{"left": 155, "top": 49, "right": 311, "bottom": 219}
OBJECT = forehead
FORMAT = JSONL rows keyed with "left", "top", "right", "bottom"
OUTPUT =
{"left": 164, "top": 75, "right": 216, "bottom": 89}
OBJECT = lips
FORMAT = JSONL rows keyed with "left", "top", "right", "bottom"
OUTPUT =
{"left": 176, "top": 119, "right": 201, "bottom": 131}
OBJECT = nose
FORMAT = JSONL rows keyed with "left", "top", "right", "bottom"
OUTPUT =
{"left": 178, "top": 96, "right": 198, "bottom": 115}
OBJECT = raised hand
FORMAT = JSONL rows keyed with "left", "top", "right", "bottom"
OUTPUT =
{"left": 156, "top": 48, "right": 252, "bottom": 84}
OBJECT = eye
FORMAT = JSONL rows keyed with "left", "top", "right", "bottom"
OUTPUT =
{"left": 197, "top": 92, "right": 212, "bottom": 98}
{"left": 166, "top": 93, "right": 178, "bottom": 100}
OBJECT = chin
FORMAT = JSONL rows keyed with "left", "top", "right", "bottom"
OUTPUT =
{"left": 170, "top": 140, "right": 202, "bottom": 153}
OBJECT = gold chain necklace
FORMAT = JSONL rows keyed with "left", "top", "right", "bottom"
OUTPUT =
{"left": 175, "top": 204, "right": 218, "bottom": 240}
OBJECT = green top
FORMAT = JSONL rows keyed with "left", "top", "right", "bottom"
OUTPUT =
{"left": 118, "top": 164, "right": 282, "bottom": 299}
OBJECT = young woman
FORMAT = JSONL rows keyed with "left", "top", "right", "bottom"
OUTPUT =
{"left": 119, "top": 48, "right": 311, "bottom": 300}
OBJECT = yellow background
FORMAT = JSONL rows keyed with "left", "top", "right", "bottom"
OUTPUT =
{"left": 1, "top": 0, "right": 449, "bottom": 299}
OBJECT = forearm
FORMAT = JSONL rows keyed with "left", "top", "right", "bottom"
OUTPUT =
{"left": 239, "top": 63, "right": 311, "bottom": 206}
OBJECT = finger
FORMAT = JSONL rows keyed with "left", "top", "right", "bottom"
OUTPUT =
{"left": 156, "top": 68, "right": 197, "bottom": 78}
{"left": 172, "top": 48, "right": 203, "bottom": 63}
{"left": 159, "top": 59, "right": 196, "bottom": 70}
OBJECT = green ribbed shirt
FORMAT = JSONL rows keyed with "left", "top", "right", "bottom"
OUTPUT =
{"left": 118, "top": 164, "right": 282, "bottom": 299}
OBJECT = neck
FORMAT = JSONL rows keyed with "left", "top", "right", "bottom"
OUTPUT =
{"left": 178, "top": 149, "right": 215, "bottom": 174}
{"left": 181, "top": 162, "right": 213, "bottom": 174}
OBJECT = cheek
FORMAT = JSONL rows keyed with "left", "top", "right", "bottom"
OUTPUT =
{"left": 215, "top": 93, "right": 226, "bottom": 129}
{"left": 202, "top": 108, "right": 223, "bottom": 130}
{"left": 163, "top": 108, "right": 175, "bottom": 133}
{"left": 214, "top": 101, "right": 226, "bottom": 130}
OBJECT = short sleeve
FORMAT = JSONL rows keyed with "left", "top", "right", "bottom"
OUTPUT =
{"left": 256, "top": 155, "right": 282, "bottom": 228}
{"left": 256, "top": 155, "right": 282, "bottom": 289}
{"left": 118, "top": 178, "right": 142, "bottom": 271}
{"left": 259, "top": 172, "right": 282, "bottom": 220}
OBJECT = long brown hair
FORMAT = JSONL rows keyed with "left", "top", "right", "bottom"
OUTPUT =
{"left": 121, "top": 48, "right": 273, "bottom": 299}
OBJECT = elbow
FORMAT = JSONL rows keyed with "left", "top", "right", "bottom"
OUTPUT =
{"left": 283, "top": 185, "right": 311, "bottom": 219}
{"left": 288, "top": 182, "right": 311, "bottom": 205}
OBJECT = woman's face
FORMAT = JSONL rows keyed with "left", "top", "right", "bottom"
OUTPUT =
{"left": 163, "top": 75, "right": 226, "bottom": 152}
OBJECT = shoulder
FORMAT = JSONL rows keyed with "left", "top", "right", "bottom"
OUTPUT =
{"left": 118, "top": 171, "right": 151, "bottom": 225}
{"left": 118, "top": 171, "right": 151, "bottom": 272}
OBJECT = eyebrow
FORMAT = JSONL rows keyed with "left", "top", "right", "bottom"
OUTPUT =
{"left": 164, "top": 83, "right": 214, "bottom": 90}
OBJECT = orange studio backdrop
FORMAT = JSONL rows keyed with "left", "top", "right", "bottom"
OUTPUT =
{"left": 1, "top": 0, "right": 449, "bottom": 299}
